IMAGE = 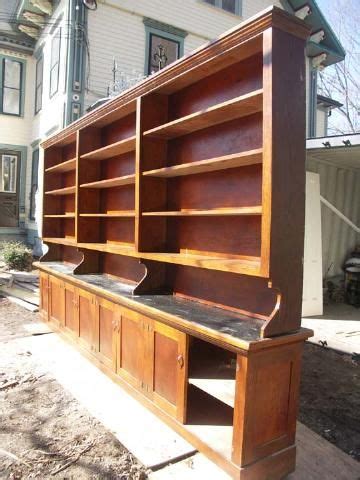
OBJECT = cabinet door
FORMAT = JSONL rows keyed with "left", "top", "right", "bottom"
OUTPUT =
{"left": 77, "top": 288, "right": 96, "bottom": 351}
{"left": 39, "top": 272, "right": 49, "bottom": 321}
{"left": 48, "top": 275, "right": 65, "bottom": 326}
{"left": 63, "top": 282, "right": 78, "bottom": 338}
{"left": 117, "top": 307, "right": 146, "bottom": 391}
{"left": 148, "top": 321, "right": 188, "bottom": 422}
{"left": 94, "top": 296, "right": 118, "bottom": 371}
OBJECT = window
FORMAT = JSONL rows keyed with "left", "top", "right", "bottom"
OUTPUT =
{"left": 29, "top": 149, "right": 39, "bottom": 220}
{"left": 148, "top": 33, "right": 180, "bottom": 74}
{"left": 35, "top": 55, "right": 43, "bottom": 114}
{"left": 1, "top": 58, "right": 23, "bottom": 116}
{"left": 0, "top": 154, "right": 17, "bottom": 193}
{"left": 50, "top": 29, "right": 61, "bottom": 97}
{"left": 144, "top": 19, "right": 186, "bottom": 76}
{"left": 203, "top": 0, "right": 241, "bottom": 15}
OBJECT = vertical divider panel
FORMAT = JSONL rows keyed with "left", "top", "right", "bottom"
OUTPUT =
{"left": 135, "top": 94, "right": 169, "bottom": 253}
{"left": 261, "top": 30, "right": 271, "bottom": 279}
{"left": 261, "top": 27, "right": 307, "bottom": 337}
{"left": 75, "top": 132, "right": 80, "bottom": 242}
{"left": 77, "top": 127, "right": 102, "bottom": 243}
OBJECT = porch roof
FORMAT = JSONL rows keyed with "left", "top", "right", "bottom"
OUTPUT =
{"left": 307, "top": 134, "right": 360, "bottom": 169}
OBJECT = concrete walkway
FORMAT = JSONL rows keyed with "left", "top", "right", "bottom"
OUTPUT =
{"left": 16, "top": 320, "right": 360, "bottom": 480}
{"left": 302, "top": 303, "right": 360, "bottom": 355}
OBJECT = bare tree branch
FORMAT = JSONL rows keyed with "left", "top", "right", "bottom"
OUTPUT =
{"left": 317, "top": 0, "right": 360, "bottom": 134}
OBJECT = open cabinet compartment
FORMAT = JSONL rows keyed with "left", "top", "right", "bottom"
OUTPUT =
{"left": 36, "top": 9, "right": 312, "bottom": 480}
{"left": 137, "top": 52, "right": 264, "bottom": 277}
{"left": 43, "top": 140, "right": 77, "bottom": 242}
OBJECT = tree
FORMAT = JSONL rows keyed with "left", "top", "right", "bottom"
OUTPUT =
{"left": 318, "top": 0, "right": 360, "bottom": 134}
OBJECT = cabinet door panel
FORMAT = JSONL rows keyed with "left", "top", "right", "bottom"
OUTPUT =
{"left": 78, "top": 289, "right": 95, "bottom": 350}
{"left": 154, "top": 332, "right": 178, "bottom": 405}
{"left": 118, "top": 307, "right": 145, "bottom": 390}
{"left": 150, "top": 322, "right": 188, "bottom": 422}
{"left": 39, "top": 273, "right": 49, "bottom": 320}
{"left": 49, "top": 276, "right": 65, "bottom": 326}
{"left": 64, "top": 283, "right": 78, "bottom": 337}
{"left": 95, "top": 297, "right": 118, "bottom": 371}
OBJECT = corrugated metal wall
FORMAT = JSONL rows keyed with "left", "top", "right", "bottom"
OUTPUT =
{"left": 307, "top": 158, "right": 360, "bottom": 277}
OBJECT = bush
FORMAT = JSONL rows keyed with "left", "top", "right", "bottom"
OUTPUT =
{"left": 0, "top": 241, "right": 33, "bottom": 271}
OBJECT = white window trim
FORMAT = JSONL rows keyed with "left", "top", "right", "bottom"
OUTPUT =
{"left": 200, "top": 0, "right": 242, "bottom": 17}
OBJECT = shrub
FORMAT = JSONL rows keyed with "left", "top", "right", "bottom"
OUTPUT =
{"left": 0, "top": 241, "right": 33, "bottom": 271}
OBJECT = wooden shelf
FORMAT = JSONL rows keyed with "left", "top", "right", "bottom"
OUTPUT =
{"left": 143, "top": 149, "right": 263, "bottom": 178}
{"left": 80, "top": 174, "right": 135, "bottom": 189}
{"left": 42, "top": 237, "right": 76, "bottom": 246}
{"left": 77, "top": 242, "right": 137, "bottom": 256}
{"left": 138, "top": 252, "right": 262, "bottom": 276}
{"left": 45, "top": 186, "right": 76, "bottom": 196}
{"left": 81, "top": 136, "right": 136, "bottom": 161}
{"left": 189, "top": 378, "right": 235, "bottom": 409}
{"left": 142, "top": 207, "right": 262, "bottom": 217}
{"left": 80, "top": 211, "right": 135, "bottom": 218}
{"left": 45, "top": 158, "right": 76, "bottom": 173}
{"left": 44, "top": 214, "right": 76, "bottom": 218}
{"left": 143, "top": 90, "right": 263, "bottom": 139}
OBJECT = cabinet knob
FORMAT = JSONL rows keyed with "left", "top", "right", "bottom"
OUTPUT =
{"left": 177, "top": 354, "right": 184, "bottom": 369}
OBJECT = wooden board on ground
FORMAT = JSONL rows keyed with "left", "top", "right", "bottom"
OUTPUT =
{"left": 150, "top": 423, "right": 360, "bottom": 480}
{"left": 0, "top": 285, "right": 39, "bottom": 306}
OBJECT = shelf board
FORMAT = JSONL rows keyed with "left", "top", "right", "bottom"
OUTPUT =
{"left": 77, "top": 242, "right": 137, "bottom": 256}
{"left": 143, "top": 89, "right": 263, "bottom": 140}
{"left": 189, "top": 378, "right": 235, "bottom": 409}
{"left": 80, "top": 211, "right": 135, "bottom": 218}
{"left": 80, "top": 174, "right": 135, "bottom": 189}
{"left": 81, "top": 135, "right": 136, "bottom": 161}
{"left": 42, "top": 237, "right": 76, "bottom": 246}
{"left": 44, "top": 214, "right": 75, "bottom": 218}
{"left": 143, "top": 149, "right": 263, "bottom": 178}
{"left": 45, "top": 186, "right": 76, "bottom": 196}
{"left": 138, "top": 252, "right": 262, "bottom": 276}
{"left": 45, "top": 157, "right": 76, "bottom": 173}
{"left": 142, "top": 206, "right": 262, "bottom": 217}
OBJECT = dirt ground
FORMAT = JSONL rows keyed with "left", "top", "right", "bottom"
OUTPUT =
{"left": 0, "top": 299, "right": 359, "bottom": 479}
{"left": 299, "top": 342, "right": 360, "bottom": 462}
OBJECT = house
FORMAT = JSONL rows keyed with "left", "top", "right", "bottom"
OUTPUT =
{"left": 0, "top": 0, "right": 355, "bottom": 315}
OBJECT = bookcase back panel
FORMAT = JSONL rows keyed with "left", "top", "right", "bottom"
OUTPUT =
{"left": 44, "top": 172, "right": 63, "bottom": 191}
{"left": 100, "top": 186, "right": 135, "bottom": 212}
{"left": 43, "top": 218, "right": 75, "bottom": 238}
{"left": 100, "top": 218, "right": 135, "bottom": 245}
{"left": 101, "top": 253, "right": 144, "bottom": 283}
{"left": 168, "top": 54, "right": 263, "bottom": 120}
{"left": 102, "top": 113, "right": 136, "bottom": 145}
{"left": 167, "top": 114, "right": 262, "bottom": 167}
{"left": 63, "top": 246, "right": 82, "bottom": 265}
{"left": 171, "top": 266, "right": 276, "bottom": 317}
{"left": 167, "top": 216, "right": 261, "bottom": 257}
{"left": 62, "top": 142, "right": 76, "bottom": 161}
{"left": 102, "top": 152, "right": 135, "bottom": 178}
{"left": 64, "top": 195, "right": 75, "bottom": 213}
{"left": 63, "top": 171, "right": 76, "bottom": 188}
{"left": 43, "top": 195, "right": 75, "bottom": 215}
{"left": 167, "top": 165, "right": 262, "bottom": 210}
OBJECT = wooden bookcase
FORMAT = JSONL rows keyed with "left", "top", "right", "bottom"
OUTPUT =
{"left": 36, "top": 7, "right": 313, "bottom": 479}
